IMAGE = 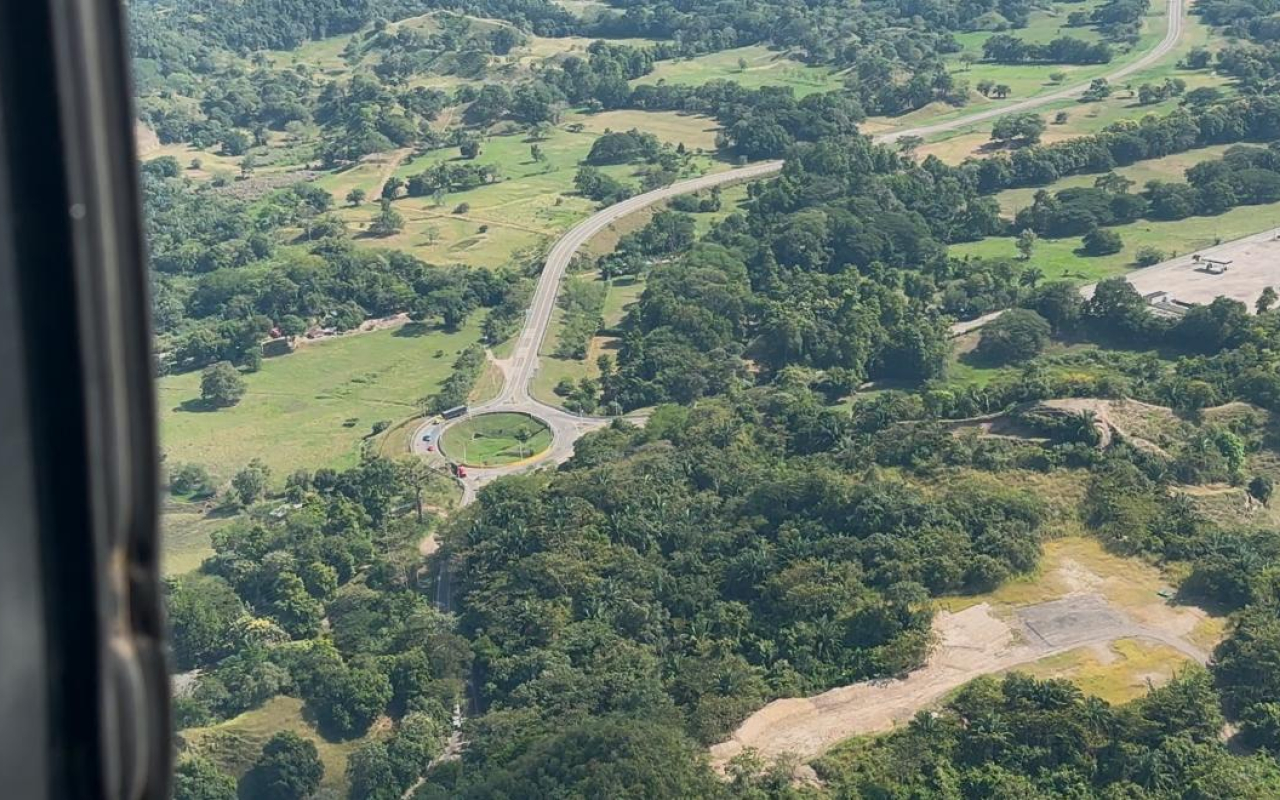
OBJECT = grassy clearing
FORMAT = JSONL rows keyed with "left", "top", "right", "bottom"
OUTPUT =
{"left": 869, "top": 0, "right": 1167, "bottom": 137}
{"left": 313, "top": 156, "right": 399, "bottom": 205}
{"left": 937, "top": 535, "right": 1201, "bottom": 625}
{"left": 338, "top": 120, "right": 719, "bottom": 268}
{"left": 992, "top": 144, "right": 1237, "bottom": 215}
{"left": 181, "top": 695, "right": 374, "bottom": 797}
{"left": 531, "top": 271, "right": 645, "bottom": 405}
{"left": 158, "top": 320, "right": 485, "bottom": 483}
{"left": 568, "top": 109, "right": 722, "bottom": 152}
{"left": 440, "top": 412, "right": 552, "bottom": 465}
{"left": 947, "top": 0, "right": 1119, "bottom": 98}
{"left": 917, "top": 12, "right": 1225, "bottom": 163}
{"left": 1017, "top": 638, "right": 1196, "bottom": 704}
{"left": 161, "top": 505, "right": 233, "bottom": 576}
{"left": 946, "top": 331, "right": 1012, "bottom": 388}
{"left": 602, "top": 275, "right": 645, "bottom": 327}
{"left": 554, "top": 0, "right": 610, "bottom": 18}
{"left": 633, "top": 45, "right": 845, "bottom": 97}
{"left": 951, "top": 199, "right": 1280, "bottom": 283}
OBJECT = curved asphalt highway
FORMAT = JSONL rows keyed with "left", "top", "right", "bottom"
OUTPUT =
{"left": 883, "top": 0, "right": 1184, "bottom": 142}
{"left": 423, "top": 0, "right": 1188, "bottom": 504}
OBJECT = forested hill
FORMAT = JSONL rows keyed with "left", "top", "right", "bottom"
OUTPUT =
{"left": 128, "top": 0, "right": 578, "bottom": 52}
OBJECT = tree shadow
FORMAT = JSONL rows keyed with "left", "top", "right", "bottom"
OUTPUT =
{"left": 175, "top": 398, "right": 218, "bottom": 413}
{"left": 956, "top": 346, "right": 1008, "bottom": 371}
{"left": 392, "top": 321, "right": 436, "bottom": 338}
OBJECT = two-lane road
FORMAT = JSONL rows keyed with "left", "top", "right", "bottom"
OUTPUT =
{"left": 883, "top": 0, "right": 1185, "bottom": 143}
{"left": 427, "top": 0, "right": 1189, "bottom": 503}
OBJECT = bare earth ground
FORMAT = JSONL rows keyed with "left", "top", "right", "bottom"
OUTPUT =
{"left": 710, "top": 538, "right": 1216, "bottom": 769}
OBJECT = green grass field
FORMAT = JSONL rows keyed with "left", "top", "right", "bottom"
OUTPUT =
{"left": 440, "top": 412, "right": 553, "bottom": 465}
{"left": 157, "top": 320, "right": 486, "bottom": 483}
{"left": 633, "top": 45, "right": 845, "bottom": 97}
{"left": 992, "top": 144, "right": 1237, "bottom": 215}
{"left": 531, "top": 270, "right": 645, "bottom": 406}
{"left": 333, "top": 119, "right": 721, "bottom": 269}
{"left": 917, "top": 11, "right": 1225, "bottom": 163}
{"left": 951, "top": 199, "right": 1280, "bottom": 283}
{"left": 946, "top": 0, "right": 1130, "bottom": 97}
{"left": 161, "top": 503, "right": 233, "bottom": 576}
{"left": 181, "top": 696, "right": 373, "bottom": 797}
{"left": 569, "top": 109, "right": 722, "bottom": 152}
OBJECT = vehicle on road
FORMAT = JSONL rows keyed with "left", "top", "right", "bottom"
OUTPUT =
{"left": 442, "top": 405, "right": 468, "bottom": 420}
{"left": 456, "top": 465, "right": 468, "bottom": 478}
{"left": 427, "top": 444, "right": 435, "bottom": 452}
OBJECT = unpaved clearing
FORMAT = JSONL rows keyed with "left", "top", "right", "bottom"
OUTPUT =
{"left": 711, "top": 538, "right": 1216, "bottom": 769}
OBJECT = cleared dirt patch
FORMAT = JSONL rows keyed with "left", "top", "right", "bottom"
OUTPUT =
{"left": 712, "top": 536, "right": 1221, "bottom": 769}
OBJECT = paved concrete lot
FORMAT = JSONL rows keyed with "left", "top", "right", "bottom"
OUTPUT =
{"left": 1095, "top": 228, "right": 1280, "bottom": 310}
{"left": 1017, "top": 595, "right": 1130, "bottom": 649}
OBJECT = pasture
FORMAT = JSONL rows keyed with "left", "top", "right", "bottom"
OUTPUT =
{"left": 334, "top": 119, "right": 721, "bottom": 268}
{"left": 157, "top": 319, "right": 487, "bottom": 483}
{"left": 181, "top": 696, "right": 371, "bottom": 797}
{"left": 632, "top": 45, "right": 845, "bottom": 97}
{"left": 951, "top": 199, "right": 1280, "bottom": 284}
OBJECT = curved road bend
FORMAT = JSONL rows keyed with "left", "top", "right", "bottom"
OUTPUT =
{"left": 883, "top": 0, "right": 1185, "bottom": 143}
{"left": 422, "top": 0, "right": 1188, "bottom": 502}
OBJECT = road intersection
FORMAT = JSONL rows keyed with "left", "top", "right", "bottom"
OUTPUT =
{"left": 415, "top": 0, "right": 1189, "bottom": 506}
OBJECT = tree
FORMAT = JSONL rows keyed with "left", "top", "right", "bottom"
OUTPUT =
{"left": 991, "top": 113, "right": 1044, "bottom": 146}
{"left": 1081, "top": 227, "right": 1123, "bottom": 256}
{"left": 1082, "top": 78, "right": 1111, "bottom": 102}
{"left": 346, "top": 742, "right": 400, "bottom": 800}
{"left": 166, "top": 574, "right": 245, "bottom": 669}
{"left": 530, "top": 143, "right": 545, "bottom": 163}
{"left": 1015, "top": 228, "right": 1038, "bottom": 260}
{"left": 1095, "top": 172, "right": 1134, "bottom": 194}
{"left": 368, "top": 199, "right": 405, "bottom": 237}
{"left": 1249, "top": 475, "right": 1274, "bottom": 505}
{"left": 1134, "top": 246, "right": 1165, "bottom": 266}
{"left": 387, "top": 712, "right": 446, "bottom": 787}
{"left": 460, "top": 139, "right": 482, "bottom": 160}
{"left": 173, "top": 756, "right": 236, "bottom": 800}
{"left": 222, "top": 131, "right": 251, "bottom": 156}
{"left": 382, "top": 176, "right": 404, "bottom": 200}
{"left": 1182, "top": 46, "right": 1212, "bottom": 69}
{"left": 312, "top": 666, "right": 392, "bottom": 739}
{"left": 977, "top": 308, "right": 1051, "bottom": 364}
{"left": 232, "top": 460, "right": 271, "bottom": 505}
{"left": 897, "top": 135, "right": 924, "bottom": 157}
{"left": 201, "top": 361, "right": 246, "bottom": 408}
{"left": 460, "top": 717, "right": 722, "bottom": 799}
{"left": 1257, "top": 286, "right": 1277, "bottom": 314}
{"left": 240, "top": 732, "right": 323, "bottom": 800}
{"left": 170, "top": 462, "right": 213, "bottom": 497}
{"left": 399, "top": 458, "right": 434, "bottom": 523}
{"left": 346, "top": 188, "right": 366, "bottom": 206}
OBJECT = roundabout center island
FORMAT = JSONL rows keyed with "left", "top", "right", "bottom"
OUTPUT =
{"left": 439, "top": 412, "right": 553, "bottom": 467}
